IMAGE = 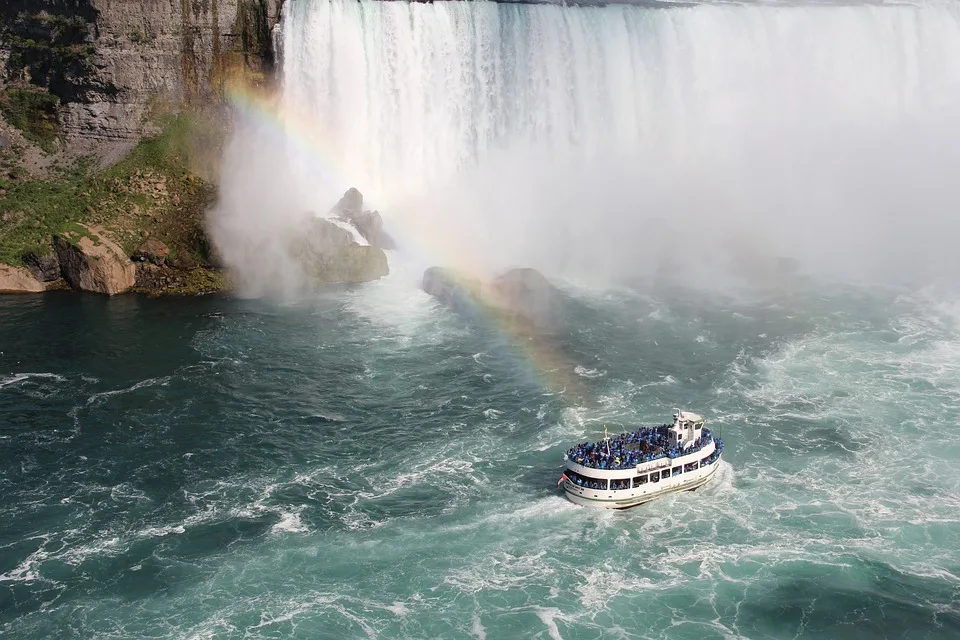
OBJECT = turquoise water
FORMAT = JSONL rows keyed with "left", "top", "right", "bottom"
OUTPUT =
{"left": 2, "top": 277, "right": 959, "bottom": 638}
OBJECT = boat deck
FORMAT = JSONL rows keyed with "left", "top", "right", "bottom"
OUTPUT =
{"left": 565, "top": 424, "right": 717, "bottom": 471}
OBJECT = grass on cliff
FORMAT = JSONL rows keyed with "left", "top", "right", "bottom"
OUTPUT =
{"left": 0, "top": 115, "right": 218, "bottom": 266}
{"left": 0, "top": 89, "right": 60, "bottom": 152}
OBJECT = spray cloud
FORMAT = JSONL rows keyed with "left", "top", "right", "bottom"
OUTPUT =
{"left": 210, "top": 0, "right": 960, "bottom": 296}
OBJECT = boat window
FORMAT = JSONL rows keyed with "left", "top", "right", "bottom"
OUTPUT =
{"left": 565, "top": 469, "right": 608, "bottom": 491}
{"left": 660, "top": 470, "right": 670, "bottom": 480}
{"left": 672, "top": 467, "right": 682, "bottom": 476}
{"left": 650, "top": 472, "right": 660, "bottom": 483}
{"left": 633, "top": 474, "right": 648, "bottom": 486}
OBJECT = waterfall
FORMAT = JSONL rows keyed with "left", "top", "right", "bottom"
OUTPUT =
{"left": 222, "top": 0, "right": 960, "bottom": 289}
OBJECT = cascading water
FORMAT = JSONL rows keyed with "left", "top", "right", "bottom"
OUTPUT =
{"left": 281, "top": 0, "right": 960, "bottom": 195}
{"left": 256, "top": 0, "right": 960, "bottom": 286}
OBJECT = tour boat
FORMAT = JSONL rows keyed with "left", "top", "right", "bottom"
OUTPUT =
{"left": 558, "top": 409, "right": 723, "bottom": 509}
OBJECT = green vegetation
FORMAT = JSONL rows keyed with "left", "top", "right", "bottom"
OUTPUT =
{"left": 0, "top": 89, "right": 60, "bottom": 151}
{"left": 128, "top": 28, "right": 154, "bottom": 45}
{"left": 0, "top": 115, "right": 218, "bottom": 268}
{"left": 3, "top": 11, "right": 97, "bottom": 100}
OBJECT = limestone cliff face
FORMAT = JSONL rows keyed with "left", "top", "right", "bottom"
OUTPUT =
{"left": 1, "top": 0, "right": 282, "bottom": 148}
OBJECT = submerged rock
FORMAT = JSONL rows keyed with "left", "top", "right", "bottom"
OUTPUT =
{"left": 0, "top": 265, "right": 46, "bottom": 293}
{"left": 489, "top": 268, "right": 563, "bottom": 326}
{"left": 422, "top": 267, "right": 482, "bottom": 315}
{"left": 422, "top": 266, "right": 562, "bottom": 330}
{"left": 53, "top": 224, "right": 136, "bottom": 295}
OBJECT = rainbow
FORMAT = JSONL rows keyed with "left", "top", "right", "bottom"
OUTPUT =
{"left": 223, "top": 80, "right": 590, "bottom": 403}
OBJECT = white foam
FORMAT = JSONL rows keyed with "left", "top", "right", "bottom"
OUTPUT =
{"left": 471, "top": 614, "right": 487, "bottom": 640}
{"left": 533, "top": 607, "right": 567, "bottom": 640}
{"left": 0, "top": 372, "right": 66, "bottom": 389}
{"left": 573, "top": 366, "right": 606, "bottom": 379}
{"left": 86, "top": 376, "right": 171, "bottom": 405}
{"left": 272, "top": 511, "right": 308, "bottom": 534}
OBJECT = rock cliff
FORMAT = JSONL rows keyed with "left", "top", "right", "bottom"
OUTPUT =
{"left": 0, "top": 0, "right": 282, "bottom": 151}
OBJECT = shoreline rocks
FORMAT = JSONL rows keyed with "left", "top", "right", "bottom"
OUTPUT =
{"left": 0, "top": 265, "right": 46, "bottom": 293}
{"left": 53, "top": 224, "right": 136, "bottom": 295}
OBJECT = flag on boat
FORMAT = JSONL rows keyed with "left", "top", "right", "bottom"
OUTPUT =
{"left": 557, "top": 473, "right": 570, "bottom": 488}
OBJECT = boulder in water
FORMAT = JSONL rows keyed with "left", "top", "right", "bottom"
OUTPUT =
{"left": 330, "top": 187, "right": 397, "bottom": 250}
{"left": 292, "top": 217, "right": 389, "bottom": 286}
{"left": 422, "top": 266, "right": 562, "bottom": 330}
{"left": 422, "top": 267, "right": 482, "bottom": 316}
{"left": 53, "top": 224, "right": 136, "bottom": 295}
{"left": 488, "top": 268, "right": 562, "bottom": 327}
{"left": 306, "top": 243, "right": 389, "bottom": 285}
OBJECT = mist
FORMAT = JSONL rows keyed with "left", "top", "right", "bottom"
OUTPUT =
{"left": 209, "top": 0, "right": 960, "bottom": 299}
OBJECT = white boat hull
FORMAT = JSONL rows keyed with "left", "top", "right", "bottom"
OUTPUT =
{"left": 562, "top": 457, "right": 721, "bottom": 509}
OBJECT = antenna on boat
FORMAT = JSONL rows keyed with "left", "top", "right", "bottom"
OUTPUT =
{"left": 603, "top": 423, "right": 610, "bottom": 457}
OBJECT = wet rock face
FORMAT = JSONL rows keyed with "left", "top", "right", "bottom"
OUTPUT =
{"left": 0, "top": 264, "right": 46, "bottom": 293}
{"left": 292, "top": 217, "right": 389, "bottom": 286}
{"left": 53, "top": 224, "right": 135, "bottom": 295}
{"left": 330, "top": 188, "right": 397, "bottom": 250}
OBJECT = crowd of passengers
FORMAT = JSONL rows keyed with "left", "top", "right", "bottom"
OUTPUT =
{"left": 567, "top": 438, "right": 725, "bottom": 491}
{"left": 565, "top": 425, "right": 715, "bottom": 471}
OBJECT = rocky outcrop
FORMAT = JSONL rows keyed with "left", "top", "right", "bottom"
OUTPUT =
{"left": 0, "top": 264, "right": 45, "bottom": 293}
{"left": 23, "top": 252, "right": 61, "bottom": 282}
{"left": 132, "top": 236, "right": 170, "bottom": 266}
{"left": 422, "top": 266, "right": 563, "bottom": 330}
{"left": 330, "top": 187, "right": 397, "bottom": 250}
{"left": 53, "top": 224, "right": 136, "bottom": 294}
{"left": 293, "top": 217, "right": 389, "bottom": 285}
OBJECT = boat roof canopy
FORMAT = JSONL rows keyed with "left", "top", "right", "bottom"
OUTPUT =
{"left": 676, "top": 410, "right": 704, "bottom": 423}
